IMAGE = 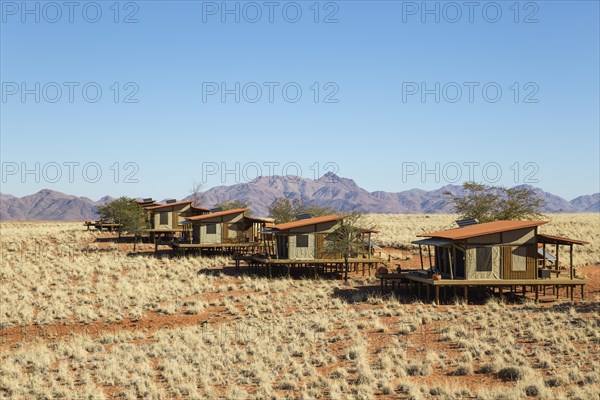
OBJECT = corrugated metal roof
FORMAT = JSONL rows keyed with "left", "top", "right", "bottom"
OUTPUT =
{"left": 418, "top": 220, "right": 548, "bottom": 240}
{"left": 537, "top": 233, "right": 588, "bottom": 245}
{"left": 190, "top": 205, "right": 210, "bottom": 212}
{"left": 185, "top": 208, "right": 249, "bottom": 221}
{"left": 244, "top": 216, "right": 274, "bottom": 223}
{"left": 272, "top": 215, "right": 348, "bottom": 231}
{"left": 146, "top": 201, "right": 192, "bottom": 210}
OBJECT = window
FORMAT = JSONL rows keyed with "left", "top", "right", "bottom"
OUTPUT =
{"left": 475, "top": 246, "right": 492, "bottom": 272}
{"left": 206, "top": 223, "right": 217, "bottom": 234}
{"left": 296, "top": 234, "right": 309, "bottom": 248}
{"left": 511, "top": 246, "right": 527, "bottom": 272}
{"left": 159, "top": 212, "right": 168, "bottom": 225}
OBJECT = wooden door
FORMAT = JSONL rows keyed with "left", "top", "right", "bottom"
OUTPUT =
{"left": 502, "top": 245, "right": 536, "bottom": 280}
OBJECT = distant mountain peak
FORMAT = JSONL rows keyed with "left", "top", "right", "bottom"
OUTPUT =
{"left": 1, "top": 177, "right": 598, "bottom": 220}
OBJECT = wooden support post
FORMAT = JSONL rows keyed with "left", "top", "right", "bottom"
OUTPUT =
{"left": 417, "top": 283, "right": 422, "bottom": 299}
{"left": 419, "top": 245, "right": 424, "bottom": 270}
{"left": 581, "top": 285, "right": 584, "bottom": 300}
{"left": 556, "top": 285, "right": 559, "bottom": 299}
{"left": 534, "top": 285, "right": 539, "bottom": 302}
{"left": 427, "top": 246, "right": 433, "bottom": 269}
{"left": 463, "top": 286, "right": 468, "bottom": 302}
{"left": 569, "top": 244, "right": 574, "bottom": 280}
{"left": 499, "top": 286, "right": 504, "bottom": 302}
{"left": 426, "top": 284, "right": 431, "bottom": 302}
{"left": 268, "top": 264, "right": 272, "bottom": 279}
{"left": 542, "top": 242, "right": 546, "bottom": 268}
{"left": 570, "top": 286, "right": 574, "bottom": 301}
{"left": 435, "top": 286, "right": 440, "bottom": 305}
{"left": 450, "top": 246, "right": 456, "bottom": 280}
{"left": 287, "top": 264, "right": 291, "bottom": 278}
{"left": 555, "top": 243, "right": 559, "bottom": 275}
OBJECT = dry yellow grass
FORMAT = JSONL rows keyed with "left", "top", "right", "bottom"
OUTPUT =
{"left": 363, "top": 214, "right": 600, "bottom": 267}
{"left": 1, "top": 221, "right": 599, "bottom": 399}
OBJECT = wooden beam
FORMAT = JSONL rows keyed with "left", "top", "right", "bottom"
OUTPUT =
{"left": 419, "top": 245, "right": 424, "bottom": 270}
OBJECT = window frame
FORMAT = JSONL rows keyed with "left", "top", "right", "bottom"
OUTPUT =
{"left": 296, "top": 234, "right": 309, "bottom": 248}
{"left": 475, "top": 246, "right": 493, "bottom": 272}
{"left": 205, "top": 223, "right": 217, "bottom": 234}
{"left": 159, "top": 212, "right": 169, "bottom": 225}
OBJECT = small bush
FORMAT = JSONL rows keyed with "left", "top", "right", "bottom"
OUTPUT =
{"left": 524, "top": 384, "right": 540, "bottom": 397}
{"left": 497, "top": 366, "right": 524, "bottom": 381}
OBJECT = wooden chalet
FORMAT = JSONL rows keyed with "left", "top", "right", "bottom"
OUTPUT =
{"left": 230, "top": 215, "right": 381, "bottom": 278}
{"left": 147, "top": 200, "right": 194, "bottom": 230}
{"left": 377, "top": 219, "right": 588, "bottom": 303}
{"left": 169, "top": 208, "right": 272, "bottom": 254}
{"left": 267, "top": 214, "right": 376, "bottom": 260}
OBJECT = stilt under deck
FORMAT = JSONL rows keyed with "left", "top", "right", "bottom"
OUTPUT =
{"left": 376, "top": 272, "right": 588, "bottom": 304}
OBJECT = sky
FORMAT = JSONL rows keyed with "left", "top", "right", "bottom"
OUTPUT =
{"left": 1, "top": 0, "right": 599, "bottom": 201}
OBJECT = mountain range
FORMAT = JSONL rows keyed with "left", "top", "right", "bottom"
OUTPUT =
{"left": 1, "top": 173, "right": 598, "bottom": 220}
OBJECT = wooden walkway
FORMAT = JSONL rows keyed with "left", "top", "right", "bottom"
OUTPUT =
{"left": 377, "top": 272, "right": 588, "bottom": 303}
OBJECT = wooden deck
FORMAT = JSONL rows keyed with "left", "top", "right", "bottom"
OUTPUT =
{"left": 235, "top": 256, "right": 383, "bottom": 278}
{"left": 171, "top": 242, "right": 265, "bottom": 255}
{"left": 84, "top": 221, "right": 121, "bottom": 231}
{"left": 376, "top": 272, "right": 588, "bottom": 303}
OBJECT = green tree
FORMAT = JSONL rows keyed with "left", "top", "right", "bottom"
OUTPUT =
{"left": 96, "top": 197, "right": 148, "bottom": 249}
{"left": 268, "top": 197, "right": 336, "bottom": 224}
{"left": 324, "top": 212, "right": 375, "bottom": 281}
{"left": 444, "top": 182, "right": 544, "bottom": 223}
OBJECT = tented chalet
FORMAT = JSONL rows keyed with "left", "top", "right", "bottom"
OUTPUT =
{"left": 269, "top": 215, "right": 376, "bottom": 260}
{"left": 412, "top": 220, "right": 587, "bottom": 281}
{"left": 147, "top": 200, "right": 197, "bottom": 230}
{"left": 184, "top": 208, "right": 271, "bottom": 245}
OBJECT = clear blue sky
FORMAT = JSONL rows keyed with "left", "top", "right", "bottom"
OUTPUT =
{"left": 1, "top": 0, "right": 599, "bottom": 201}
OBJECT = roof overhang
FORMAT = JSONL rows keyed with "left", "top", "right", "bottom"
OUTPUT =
{"left": 417, "top": 220, "right": 548, "bottom": 240}
{"left": 272, "top": 214, "right": 348, "bottom": 231}
{"left": 185, "top": 208, "right": 249, "bottom": 221}
{"left": 537, "top": 233, "right": 588, "bottom": 246}
{"left": 412, "top": 238, "right": 454, "bottom": 247}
